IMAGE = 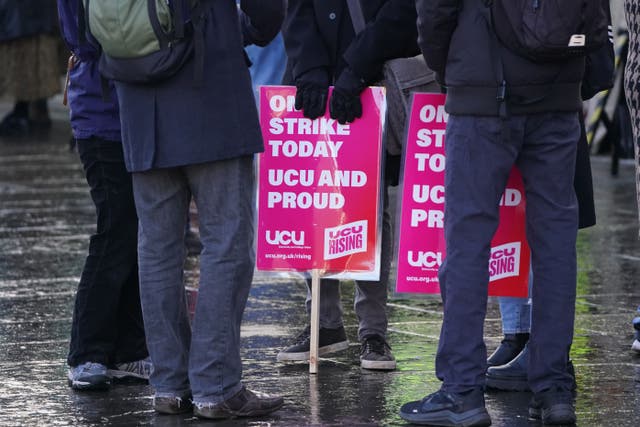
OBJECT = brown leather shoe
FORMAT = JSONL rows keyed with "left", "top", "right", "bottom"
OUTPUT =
{"left": 193, "top": 386, "right": 284, "bottom": 419}
{"left": 153, "top": 394, "right": 193, "bottom": 414}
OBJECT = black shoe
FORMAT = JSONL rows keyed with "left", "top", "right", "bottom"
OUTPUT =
{"left": 360, "top": 334, "right": 396, "bottom": 370}
{"left": 399, "top": 388, "right": 491, "bottom": 426}
{"left": 276, "top": 325, "right": 348, "bottom": 361}
{"left": 486, "top": 345, "right": 577, "bottom": 393}
{"left": 28, "top": 98, "right": 51, "bottom": 132}
{"left": 486, "top": 345, "right": 529, "bottom": 391}
{"left": 0, "top": 112, "right": 29, "bottom": 137}
{"left": 193, "top": 386, "right": 284, "bottom": 419}
{"left": 529, "top": 388, "right": 576, "bottom": 425}
{"left": 487, "top": 333, "right": 529, "bottom": 367}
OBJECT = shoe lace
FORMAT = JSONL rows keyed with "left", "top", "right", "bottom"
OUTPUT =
{"left": 362, "top": 336, "right": 389, "bottom": 356}
{"left": 79, "top": 362, "right": 105, "bottom": 372}
{"left": 118, "top": 358, "right": 153, "bottom": 376}
{"left": 293, "top": 326, "right": 311, "bottom": 345}
{"left": 194, "top": 400, "right": 215, "bottom": 409}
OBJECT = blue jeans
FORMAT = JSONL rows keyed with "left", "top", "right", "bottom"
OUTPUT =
{"left": 132, "top": 156, "right": 255, "bottom": 404}
{"left": 498, "top": 269, "right": 533, "bottom": 335}
{"left": 436, "top": 113, "right": 579, "bottom": 394}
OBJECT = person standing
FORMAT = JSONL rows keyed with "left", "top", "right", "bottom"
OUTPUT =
{"left": 0, "top": 0, "right": 61, "bottom": 136}
{"left": 277, "top": 0, "right": 421, "bottom": 371}
{"left": 57, "top": 0, "right": 151, "bottom": 391}
{"left": 110, "top": 0, "right": 285, "bottom": 419}
{"left": 487, "top": 26, "right": 614, "bottom": 382}
{"left": 400, "top": 1, "right": 606, "bottom": 425}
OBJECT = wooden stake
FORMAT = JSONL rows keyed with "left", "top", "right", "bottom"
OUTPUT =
{"left": 309, "top": 269, "right": 321, "bottom": 374}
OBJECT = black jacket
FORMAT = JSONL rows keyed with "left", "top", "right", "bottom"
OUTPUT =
{"left": 282, "top": 0, "right": 420, "bottom": 84}
{"left": 416, "top": 0, "right": 585, "bottom": 116}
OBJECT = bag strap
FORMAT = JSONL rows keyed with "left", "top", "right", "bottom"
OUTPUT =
{"left": 482, "top": 4, "right": 507, "bottom": 118}
{"left": 345, "top": 0, "right": 366, "bottom": 34}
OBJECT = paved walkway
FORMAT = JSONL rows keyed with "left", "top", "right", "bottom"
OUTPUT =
{"left": 1, "top": 100, "right": 639, "bottom": 426}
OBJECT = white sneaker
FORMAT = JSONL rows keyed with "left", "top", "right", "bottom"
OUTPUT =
{"left": 632, "top": 339, "right": 640, "bottom": 353}
{"left": 108, "top": 357, "right": 153, "bottom": 380}
{"left": 68, "top": 362, "right": 110, "bottom": 390}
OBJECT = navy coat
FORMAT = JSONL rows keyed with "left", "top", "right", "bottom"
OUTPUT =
{"left": 0, "top": 0, "right": 58, "bottom": 41}
{"left": 115, "top": 0, "right": 283, "bottom": 172}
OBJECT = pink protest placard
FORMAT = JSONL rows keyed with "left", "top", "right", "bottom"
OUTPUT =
{"left": 256, "top": 85, "right": 385, "bottom": 279}
{"left": 395, "top": 93, "right": 529, "bottom": 297}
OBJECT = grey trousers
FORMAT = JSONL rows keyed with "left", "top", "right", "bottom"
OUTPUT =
{"left": 305, "top": 186, "right": 392, "bottom": 341}
{"left": 132, "top": 156, "right": 255, "bottom": 405}
{"left": 436, "top": 113, "right": 579, "bottom": 394}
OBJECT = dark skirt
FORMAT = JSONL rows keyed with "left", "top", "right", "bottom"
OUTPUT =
{"left": 0, "top": 34, "right": 61, "bottom": 100}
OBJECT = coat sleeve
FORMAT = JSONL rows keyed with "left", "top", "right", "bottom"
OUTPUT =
{"left": 342, "top": 0, "right": 421, "bottom": 84}
{"left": 282, "top": 0, "right": 331, "bottom": 81}
{"left": 239, "top": 0, "right": 286, "bottom": 47}
{"left": 56, "top": 0, "right": 101, "bottom": 61}
{"left": 415, "top": 0, "right": 461, "bottom": 81}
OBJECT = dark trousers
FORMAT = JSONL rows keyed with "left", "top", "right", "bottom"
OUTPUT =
{"left": 436, "top": 113, "right": 579, "bottom": 394}
{"left": 67, "top": 137, "right": 147, "bottom": 367}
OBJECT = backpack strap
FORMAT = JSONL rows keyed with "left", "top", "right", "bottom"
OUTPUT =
{"left": 345, "top": 0, "right": 366, "bottom": 34}
{"left": 482, "top": 3, "right": 508, "bottom": 119}
{"left": 482, "top": 3, "right": 511, "bottom": 143}
{"left": 147, "top": 0, "right": 171, "bottom": 49}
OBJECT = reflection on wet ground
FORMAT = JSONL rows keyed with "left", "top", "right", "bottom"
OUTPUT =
{"left": 1, "top": 107, "right": 639, "bottom": 426}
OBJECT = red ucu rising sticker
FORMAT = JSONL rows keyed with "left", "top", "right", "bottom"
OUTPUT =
{"left": 323, "top": 220, "right": 368, "bottom": 260}
{"left": 489, "top": 242, "right": 521, "bottom": 282}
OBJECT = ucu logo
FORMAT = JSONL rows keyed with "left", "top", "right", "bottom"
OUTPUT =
{"left": 407, "top": 251, "right": 442, "bottom": 268}
{"left": 323, "top": 220, "right": 368, "bottom": 260}
{"left": 265, "top": 230, "right": 305, "bottom": 246}
{"left": 489, "top": 242, "right": 521, "bottom": 281}
{"left": 328, "top": 225, "right": 363, "bottom": 239}
{"left": 491, "top": 246, "right": 517, "bottom": 259}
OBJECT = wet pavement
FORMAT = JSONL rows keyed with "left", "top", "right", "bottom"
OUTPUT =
{"left": 1, "top": 98, "right": 640, "bottom": 426}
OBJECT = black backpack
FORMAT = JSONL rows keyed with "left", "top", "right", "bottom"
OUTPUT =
{"left": 489, "top": 0, "right": 609, "bottom": 63}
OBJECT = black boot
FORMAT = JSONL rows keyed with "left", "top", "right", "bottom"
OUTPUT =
{"left": 486, "top": 345, "right": 529, "bottom": 391}
{"left": 486, "top": 345, "right": 577, "bottom": 392}
{"left": 29, "top": 98, "right": 52, "bottom": 132}
{"left": 487, "top": 333, "right": 529, "bottom": 367}
{"left": 0, "top": 101, "right": 29, "bottom": 137}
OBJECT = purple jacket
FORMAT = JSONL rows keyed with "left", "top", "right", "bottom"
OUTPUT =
{"left": 57, "top": 0, "right": 121, "bottom": 141}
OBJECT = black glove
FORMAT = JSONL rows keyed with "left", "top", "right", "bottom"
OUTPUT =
{"left": 329, "top": 68, "right": 366, "bottom": 124}
{"left": 295, "top": 69, "right": 329, "bottom": 120}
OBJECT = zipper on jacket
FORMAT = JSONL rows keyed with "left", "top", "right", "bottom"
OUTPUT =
{"left": 532, "top": 0, "right": 539, "bottom": 10}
